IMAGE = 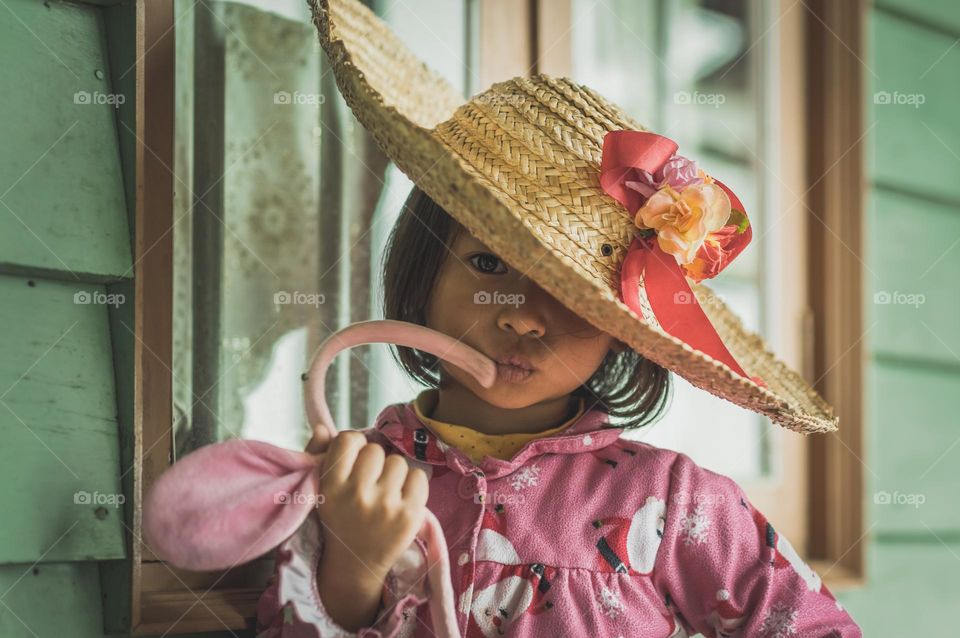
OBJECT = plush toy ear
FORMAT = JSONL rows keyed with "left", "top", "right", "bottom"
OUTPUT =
{"left": 142, "top": 439, "right": 321, "bottom": 571}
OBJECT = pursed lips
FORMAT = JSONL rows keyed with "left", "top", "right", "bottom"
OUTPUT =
{"left": 495, "top": 354, "right": 535, "bottom": 371}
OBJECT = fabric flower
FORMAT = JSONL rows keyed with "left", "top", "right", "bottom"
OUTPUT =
{"left": 683, "top": 209, "right": 751, "bottom": 281}
{"left": 684, "top": 225, "right": 739, "bottom": 282}
{"left": 624, "top": 153, "right": 703, "bottom": 199}
{"left": 634, "top": 182, "right": 732, "bottom": 265}
{"left": 659, "top": 155, "right": 703, "bottom": 190}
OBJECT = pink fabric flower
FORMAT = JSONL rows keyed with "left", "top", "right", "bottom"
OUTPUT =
{"left": 659, "top": 155, "right": 703, "bottom": 189}
{"left": 624, "top": 153, "right": 704, "bottom": 199}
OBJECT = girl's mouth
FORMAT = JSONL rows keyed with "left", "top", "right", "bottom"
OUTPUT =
{"left": 494, "top": 358, "right": 534, "bottom": 384}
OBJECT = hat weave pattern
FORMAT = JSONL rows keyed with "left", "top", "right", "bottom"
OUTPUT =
{"left": 310, "top": 0, "right": 838, "bottom": 434}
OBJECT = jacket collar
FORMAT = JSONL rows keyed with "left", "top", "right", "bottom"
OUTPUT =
{"left": 373, "top": 393, "right": 623, "bottom": 479}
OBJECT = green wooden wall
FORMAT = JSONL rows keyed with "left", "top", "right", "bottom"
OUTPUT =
{"left": 0, "top": 0, "right": 127, "bottom": 636}
{"left": 833, "top": 0, "right": 960, "bottom": 631}
{"left": 0, "top": 0, "right": 240, "bottom": 636}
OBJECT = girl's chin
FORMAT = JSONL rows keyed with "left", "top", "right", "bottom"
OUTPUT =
{"left": 468, "top": 383, "right": 550, "bottom": 410}
{"left": 442, "top": 366, "right": 562, "bottom": 409}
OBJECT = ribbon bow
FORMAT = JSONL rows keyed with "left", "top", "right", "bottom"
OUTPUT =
{"left": 600, "top": 130, "right": 766, "bottom": 388}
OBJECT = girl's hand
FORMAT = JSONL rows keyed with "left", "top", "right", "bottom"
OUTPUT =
{"left": 314, "top": 430, "right": 430, "bottom": 582}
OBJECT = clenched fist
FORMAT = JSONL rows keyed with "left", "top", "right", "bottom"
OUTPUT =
{"left": 314, "top": 430, "right": 430, "bottom": 584}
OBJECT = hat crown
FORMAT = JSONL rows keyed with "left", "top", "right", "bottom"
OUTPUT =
{"left": 434, "top": 74, "right": 646, "bottom": 291}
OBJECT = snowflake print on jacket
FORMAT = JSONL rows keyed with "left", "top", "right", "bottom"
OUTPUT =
{"left": 678, "top": 503, "right": 712, "bottom": 546}
{"left": 509, "top": 464, "right": 540, "bottom": 491}
{"left": 255, "top": 397, "right": 862, "bottom": 637}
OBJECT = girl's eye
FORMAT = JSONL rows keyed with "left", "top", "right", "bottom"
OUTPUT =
{"left": 469, "top": 252, "right": 507, "bottom": 274}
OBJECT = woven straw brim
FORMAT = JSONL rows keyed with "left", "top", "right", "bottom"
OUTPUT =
{"left": 308, "top": 0, "right": 838, "bottom": 435}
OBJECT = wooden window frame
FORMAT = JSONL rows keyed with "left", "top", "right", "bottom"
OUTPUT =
{"left": 803, "top": 0, "right": 867, "bottom": 588}
{"left": 129, "top": 1, "right": 276, "bottom": 634}
{"left": 125, "top": 0, "right": 865, "bottom": 633}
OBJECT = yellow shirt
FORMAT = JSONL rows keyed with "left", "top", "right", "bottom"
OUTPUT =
{"left": 412, "top": 389, "right": 586, "bottom": 464}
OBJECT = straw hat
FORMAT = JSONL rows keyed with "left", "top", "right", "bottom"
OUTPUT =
{"left": 307, "top": 0, "right": 838, "bottom": 434}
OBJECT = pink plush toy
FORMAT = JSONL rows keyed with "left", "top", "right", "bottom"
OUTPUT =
{"left": 142, "top": 319, "right": 496, "bottom": 638}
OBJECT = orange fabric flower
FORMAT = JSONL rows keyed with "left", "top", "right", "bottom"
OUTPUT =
{"left": 634, "top": 181, "right": 732, "bottom": 265}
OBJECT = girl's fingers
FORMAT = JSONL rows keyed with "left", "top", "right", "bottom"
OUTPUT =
{"left": 320, "top": 430, "right": 367, "bottom": 485}
{"left": 401, "top": 467, "right": 429, "bottom": 507}
{"left": 305, "top": 424, "right": 333, "bottom": 455}
{"left": 348, "top": 440, "right": 386, "bottom": 490}
{"left": 376, "top": 454, "right": 410, "bottom": 494}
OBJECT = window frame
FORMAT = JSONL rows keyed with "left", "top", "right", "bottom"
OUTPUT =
{"left": 803, "top": 0, "right": 867, "bottom": 588}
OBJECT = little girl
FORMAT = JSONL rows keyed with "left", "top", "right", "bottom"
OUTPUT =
{"left": 254, "top": 188, "right": 861, "bottom": 637}
{"left": 254, "top": 1, "right": 862, "bottom": 634}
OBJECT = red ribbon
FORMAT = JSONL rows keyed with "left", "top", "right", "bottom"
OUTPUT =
{"left": 602, "top": 130, "right": 766, "bottom": 388}
{"left": 599, "top": 131, "right": 678, "bottom": 213}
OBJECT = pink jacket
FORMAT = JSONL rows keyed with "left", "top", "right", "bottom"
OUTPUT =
{"left": 255, "top": 398, "right": 861, "bottom": 637}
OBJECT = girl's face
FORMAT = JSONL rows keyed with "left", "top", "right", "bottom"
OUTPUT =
{"left": 425, "top": 229, "right": 622, "bottom": 410}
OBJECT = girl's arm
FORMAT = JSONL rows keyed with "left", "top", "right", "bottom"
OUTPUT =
{"left": 650, "top": 451, "right": 862, "bottom": 637}
{"left": 255, "top": 428, "right": 430, "bottom": 638}
{"left": 255, "top": 513, "right": 428, "bottom": 638}
{"left": 316, "top": 544, "right": 387, "bottom": 630}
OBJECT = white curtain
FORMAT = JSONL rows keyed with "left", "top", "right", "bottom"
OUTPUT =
{"left": 172, "top": 0, "right": 470, "bottom": 456}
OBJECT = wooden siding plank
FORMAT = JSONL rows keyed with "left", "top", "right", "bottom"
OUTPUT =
{"left": 0, "top": 0, "right": 131, "bottom": 279}
{"left": 835, "top": 540, "right": 960, "bottom": 634}
{"left": 868, "top": 10, "right": 960, "bottom": 204}
{"left": 869, "top": 359, "right": 960, "bottom": 533}
{"left": 0, "top": 562, "right": 103, "bottom": 637}
{"left": 866, "top": 188, "right": 960, "bottom": 364}
{"left": 0, "top": 274, "right": 125, "bottom": 563}
{"left": 875, "top": 0, "right": 960, "bottom": 36}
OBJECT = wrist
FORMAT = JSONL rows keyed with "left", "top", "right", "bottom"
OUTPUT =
{"left": 316, "top": 550, "right": 386, "bottom": 631}
{"left": 319, "top": 546, "right": 390, "bottom": 590}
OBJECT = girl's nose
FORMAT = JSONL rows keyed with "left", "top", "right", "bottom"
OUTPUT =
{"left": 495, "top": 287, "right": 547, "bottom": 338}
{"left": 497, "top": 311, "right": 545, "bottom": 338}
